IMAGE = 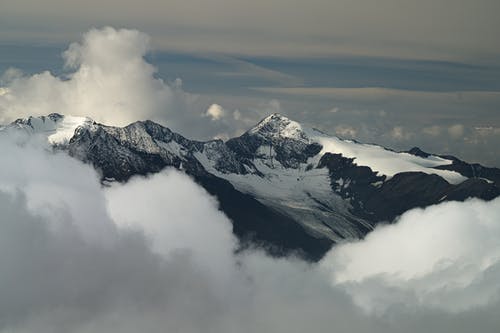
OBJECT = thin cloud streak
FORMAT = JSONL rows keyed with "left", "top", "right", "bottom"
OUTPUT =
{"left": 252, "top": 86, "right": 500, "bottom": 100}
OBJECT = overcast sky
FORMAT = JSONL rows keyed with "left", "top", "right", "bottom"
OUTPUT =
{"left": 1, "top": 0, "right": 500, "bottom": 62}
{"left": 0, "top": 0, "right": 499, "bottom": 166}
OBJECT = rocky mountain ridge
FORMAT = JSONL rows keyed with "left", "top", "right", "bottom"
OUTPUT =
{"left": 3, "top": 113, "right": 500, "bottom": 260}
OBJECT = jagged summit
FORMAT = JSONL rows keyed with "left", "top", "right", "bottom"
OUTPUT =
{"left": 248, "top": 113, "right": 311, "bottom": 142}
{"left": 9, "top": 113, "right": 94, "bottom": 145}
{"left": 1, "top": 112, "right": 473, "bottom": 185}
{"left": 407, "top": 147, "right": 431, "bottom": 158}
{"left": 14, "top": 112, "right": 64, "bottom": 125}
{"left": 253, "top": 113, "right": 291, "bottom": 126}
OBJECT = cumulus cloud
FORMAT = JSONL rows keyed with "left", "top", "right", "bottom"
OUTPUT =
{"left": 0, "top": 132, "right": 115, "bottom": 245}
{"left": 202, "top": 103, "right": 247, "bottom": 139}
{"left": 199, "top": 99, "right": 282, "bottom": 140}
{"left": 0, "top": 27, "right": 266, "bottom": 140}
{"left": 0, "top": 26, "right": 293, "bottom": 143}
{"left": 105, "top": 171, "right": 237, "bottom": 285}
{"left": 0, "top": 27, "right": 178, "bottom": 126}
{"left": 204, "top": 103, "right": 226, "bottom": 120}
{"left": 322, "top": 197, "right": 500, "bottom": 314}
{"left": 0, "top": 132, "right": 240, "bottom": 332}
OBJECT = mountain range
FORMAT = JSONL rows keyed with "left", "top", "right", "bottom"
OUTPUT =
{"left": 3, "top": 113, "right": 499, "bottom": 260}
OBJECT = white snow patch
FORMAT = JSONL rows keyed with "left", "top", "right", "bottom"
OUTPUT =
{"left": 249, "top": 114, "right": 309, "bottom": 141}
{"left": 194, "top": 150, "right": 368, "bottom": 240}
{"left": 335, "top": 178, "right": 345, "bottom": 187}
{"left": 7, "top": 115, "right": 91, "bottom": 145}
{"left": 249, "top": 114, "right": 466, "bottom": 184}
{"left": 479, "top": 177, "right": 494, "bottom": 184}
{"left": 156, "top": 140, "right": 186, "bottom": 157}
{"left": 313, "top": 134, "right": 466, "bottom": 185}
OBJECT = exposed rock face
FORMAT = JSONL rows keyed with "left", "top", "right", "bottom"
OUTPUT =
{"left": 4, "top": 113, "right": 500, "bottom": 260}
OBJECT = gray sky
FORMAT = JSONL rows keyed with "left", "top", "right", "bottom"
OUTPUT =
{"left": 1, "top": 0, "right": 499, "bottom": 62}
{"left": 0, "top": 1, "right": 499, "bottom": 166}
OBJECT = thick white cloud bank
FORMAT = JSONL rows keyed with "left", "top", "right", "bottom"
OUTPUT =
{"left": 322, "top": 197, "right": 500, "bottom": 314}
{"left": 105, "top": 171, "right": 237, "bottom": 288}
{"left": 1, "top": 131, "right": 500, "bottom": 333}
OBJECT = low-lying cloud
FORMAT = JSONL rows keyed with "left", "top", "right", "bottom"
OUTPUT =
{"left": 1, "top": 127, "right": 500, "bottom": 333}
{"left": 322, "top": 197, "right": 500, "bottom": 314}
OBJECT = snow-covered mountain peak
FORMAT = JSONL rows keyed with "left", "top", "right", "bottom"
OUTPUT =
{"left": 2, "top": 112, "right": 498, "bottom": 258}
{"left": 10, "top": 113, "right": 94, "bottom": 145}
{"left": 13, "top": 113, "right": 64, "bottom": 126}
{"left": 248, "top": 113, "right": 310, "bottom": 142}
